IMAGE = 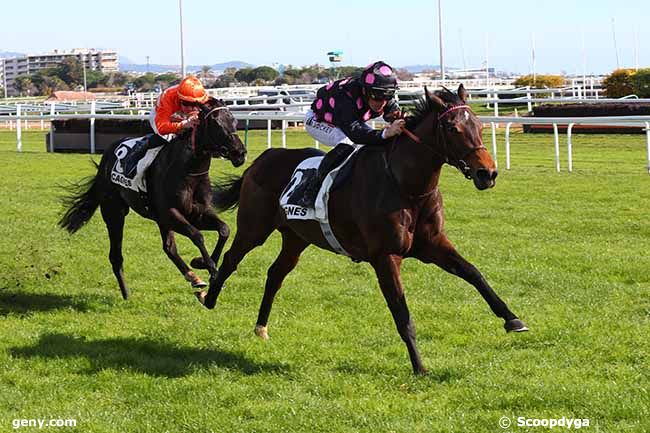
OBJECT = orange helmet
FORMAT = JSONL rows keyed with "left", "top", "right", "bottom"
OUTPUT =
{"left": 177, "top": 75, "right": 208, "bottom": 103}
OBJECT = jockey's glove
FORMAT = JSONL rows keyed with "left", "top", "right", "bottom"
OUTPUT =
{"left": 382, "top": 119, "right": 406, "bottom": 139}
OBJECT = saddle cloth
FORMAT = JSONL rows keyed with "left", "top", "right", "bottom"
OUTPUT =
{"left": 110, "top": 134, "right": 163, "bottom": 193}
{"left": 279, "top": 145, "right": 363, "bottom": 256}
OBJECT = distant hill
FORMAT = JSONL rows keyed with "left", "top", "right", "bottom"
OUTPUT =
{"left": 0, "top": 51, "right": 26, "bottom": 59}
{"left": 120, "top": 60, "right": 253, "bottom": 74}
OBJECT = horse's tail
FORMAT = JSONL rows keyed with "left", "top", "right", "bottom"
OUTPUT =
{"left": 58, "top": 161, "right": 102, "bottom": 234}
{"left": 212, "top": 175, "right": 243, "bottom": 211}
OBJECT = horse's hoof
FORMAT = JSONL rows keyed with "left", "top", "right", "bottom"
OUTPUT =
{"left": 414, "top": 367, "right": 428, "bottom": 376}
{"left": 185, "top": 270, "right": 207, "bottom": 288}
{"left": 191, "top": 279, "right": 207, "bottom": 288}
{"left": 190, "top": 257, "right": 207, "bottom": 269}
{"left": 505, "top": 318, "right": 529, "bottom": 333}
{"left": 194, "top": 291, "right": 207, "bottom": 305}
{"left": 254, "top": 325, "right": 269, "bottom": 340}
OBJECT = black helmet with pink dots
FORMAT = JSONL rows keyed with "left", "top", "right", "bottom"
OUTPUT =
{"left": 360, "top": 61, "right": 398, "bottom": 100}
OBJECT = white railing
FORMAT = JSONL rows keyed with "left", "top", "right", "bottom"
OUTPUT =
{"left": 6, "top": 110, "right": 650, "bottom": 175}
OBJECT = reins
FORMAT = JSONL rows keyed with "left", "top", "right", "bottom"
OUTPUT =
{"left": 187, "top": 105, "right": 230, "bottom": 176}
{"left": 385, "top": 104, "right": 486, "bottom": 199}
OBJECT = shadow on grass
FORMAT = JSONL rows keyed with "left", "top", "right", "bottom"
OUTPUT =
{"left": 335, "top": 361, "right": 466, "bottom": 383}
{"left": 10, "top": 333, "right": 289, "bottom": 378}
{"left": 0, "top": 290, "right": 94, "bottom": 316}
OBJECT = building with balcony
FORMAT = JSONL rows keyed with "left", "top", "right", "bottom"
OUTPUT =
{"left": 1, "top": 48, "right": 119, "bottom": 96}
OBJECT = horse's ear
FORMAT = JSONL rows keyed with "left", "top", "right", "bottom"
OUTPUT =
{"left": 426, "top": 87, "right": 446, "bottom": 109}
{"left": 458, "top": 83, "right": 468, "bottom": 103}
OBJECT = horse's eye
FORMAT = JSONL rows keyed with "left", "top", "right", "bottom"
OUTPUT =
{"left": 447, "top": 125, "right": 460, "bottom": 134}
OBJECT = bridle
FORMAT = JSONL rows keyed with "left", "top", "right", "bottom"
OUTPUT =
{"left": 195, "top": 105, "right": 238, "bottom": 159}
{"left": 399, "top": 104, "right": 486, "bottom": 180}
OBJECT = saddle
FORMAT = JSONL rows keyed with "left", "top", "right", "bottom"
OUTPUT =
{"left": 110, "top": 134, "right": 162, "bottom": 193}
{"left": 279, "top": 146, "right": 366, "bottom": 256}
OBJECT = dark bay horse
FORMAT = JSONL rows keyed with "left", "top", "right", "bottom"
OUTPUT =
{"left": 59, "top": 98, "right": 246, "bottom": 299}
{"left": 197, "top": 85, "right": 528, "bottom": 374}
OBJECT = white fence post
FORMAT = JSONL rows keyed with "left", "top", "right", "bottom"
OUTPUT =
{"left": 567, "top": 123, "right": 575, "bottom": 172}
{"left": 90, "top": 101, "right": 96, "bottom": 154}
{"left": 16, "top": 104, "right": 22, "bottom": 152}
{"left": 281, "top": 120, "right": 287, "bottom": 148}
{"left": 645, "top": 122, "right": 650, "bottom": 175}
{"left": 553, "top": 123, "right": 560, "bottom": 172}
{"left": 490, "top": 122, "right": 497, "bottom": 168}
{"left": 505, "top": 122, "right": 513, "bottom": 169}
{"left": 267, "top": 119, "right": 272, "bottom": 148}
{"left": 49, "top": 104, "right": 55, "bottom": 152}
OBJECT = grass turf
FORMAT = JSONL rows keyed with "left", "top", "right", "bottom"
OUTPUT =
{"left": 0, "top": 128, "right": 648, "bottom": 432}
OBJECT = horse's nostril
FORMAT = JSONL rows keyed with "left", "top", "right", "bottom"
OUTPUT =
{"left": 491, "top": 170, "right": 498, "bottom": 180}
{"left": 476, "top": 169, "right": 490, "bottom": 181}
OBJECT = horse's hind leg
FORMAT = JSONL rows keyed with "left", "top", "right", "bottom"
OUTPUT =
{"left": 159, "top": 227, "right": 206, "bottom": 288}
{"left": 418, "top": 234, "right": 528, "bottom": 332}
{"left": 189, "top": 209, "right": 230, "bottom": 270}
{"left": 254, "top": 230, "right": 309, "bottom": 340}
{"left": 100, "top": 199, "right": 130, "bottom": 300}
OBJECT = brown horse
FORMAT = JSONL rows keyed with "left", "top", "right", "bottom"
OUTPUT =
{"left": 197, "top": 85, "right": 528, "bottom": 374}
{"left": 59, "top": 98, "right": 246, "bottom": 299}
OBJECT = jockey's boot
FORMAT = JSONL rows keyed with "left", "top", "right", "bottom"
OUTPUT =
{"left": 123, "top": 134, "right": 167, "bottom": 177}
{"left": 295, "top": 143, "right": 355, "bottom": 208}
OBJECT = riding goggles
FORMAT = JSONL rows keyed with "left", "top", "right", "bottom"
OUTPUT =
{"left": 367, "top": 87, "right": 397, "bottom": 101}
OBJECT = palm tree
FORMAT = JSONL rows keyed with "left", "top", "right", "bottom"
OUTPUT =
{"left": 200, "top": 65, "right": 212, "bottom": 84}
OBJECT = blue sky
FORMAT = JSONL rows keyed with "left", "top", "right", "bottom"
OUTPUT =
{"left": 2, "top": 0, "right": 648, "bottom": 73}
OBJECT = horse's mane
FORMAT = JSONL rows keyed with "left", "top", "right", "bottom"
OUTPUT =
{"left": 405, "top": 88, "right": 462, "bottom": 130}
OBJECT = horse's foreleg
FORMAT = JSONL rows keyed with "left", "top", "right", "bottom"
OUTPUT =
{"left": 255, "top": 230, "right": 309, "bottom": 340}
{"left": 100, "top": 201, "right": 129, "bottom": 300}
{"left": 197, "top": 229, "right": 265, "bottom": 310}
{"left": 417, "top": 235, "right": 528, "bottom": 332}
{"left": 371, "top": 254, "right": 427, "bottom": 375}
{"left": 165, "top": 208, "right": 217, "bottom": 276}
{"left": 158, "top": 227, "right": 206, "bottom": 288}
{"left": 189, "top": 210, "right": 230, "bottom": 270}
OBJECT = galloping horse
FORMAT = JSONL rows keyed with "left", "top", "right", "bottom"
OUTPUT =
{"left": 197, "top": 85, "right": 527, "bottom": 374}
{"left": 59, "top": 98, "right": 246, "bottom": 299}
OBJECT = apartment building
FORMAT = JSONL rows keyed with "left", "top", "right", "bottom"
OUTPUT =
{"left": 1, "top": 48, "right": 119, "bottom": 96}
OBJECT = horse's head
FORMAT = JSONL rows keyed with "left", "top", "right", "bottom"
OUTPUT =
{"left": 196, "top": 98, "right": 247, "bottom": 167}
{"left": 407, "top": 85, "right": 497, "bottom": 190}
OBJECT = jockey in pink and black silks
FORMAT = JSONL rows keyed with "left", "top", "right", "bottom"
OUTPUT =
{"left": 297, "top": 61, "right": 405, "bottom": 207}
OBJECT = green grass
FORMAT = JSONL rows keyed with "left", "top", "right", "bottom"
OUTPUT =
{"left": 0, "top": 129, "right": 648, "bottom": 432}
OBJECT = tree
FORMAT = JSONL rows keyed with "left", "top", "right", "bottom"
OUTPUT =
{"left": 13, "top": 75, "right": 33, "bottom": 96}
{"left": 155, "top": 73, "right": 179, "bottom": 87}
{"left": 201, "top": 65, "right": 212, "bottom": 78}
{"left": 234, "top": 67, "right": 254, "bottom": 84}
{"left": 58, "top": 57, "right": 85, "bottom": 86}
{"left": 85, "top": 70, "right": 105, "bottom": 88}
{"left": 631, "top": 68, "right": 650, "bottom": 98}
{"left": 251, "top": 66, "right": 279, "bottom": 83}
{"left": 133, "top": 73, "right": 157, "bottom": 91}
{"left": 105, "top": 72, "right": 129, "bottom": 88}
{"left": 223, "top": 67, "right": 237, "bottom": 77}
{"left": 513, "top": 74, "right": 565, "bottom": 88}
{"left": 602, "top": 69, "right": 635, "bottom": 98}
